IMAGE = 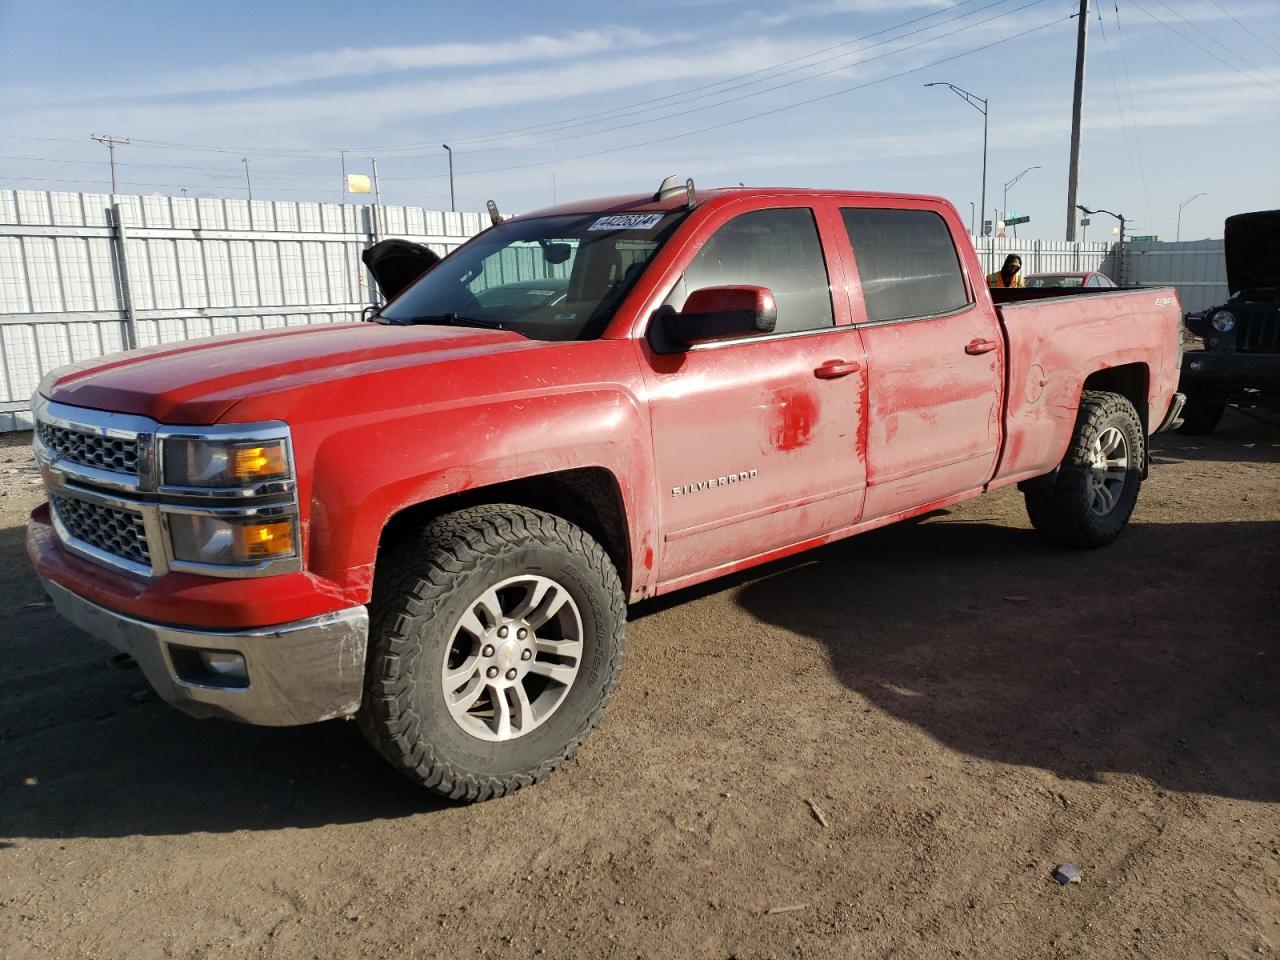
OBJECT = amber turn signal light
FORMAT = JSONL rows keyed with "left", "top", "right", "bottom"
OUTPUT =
{"left": 233, "top": 520, "right": 295, "bottom": 561}
{"left": 229, "top": 443, "right": 288, "bottom": 481}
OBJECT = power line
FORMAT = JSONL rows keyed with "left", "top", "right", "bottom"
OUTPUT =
{"left": 362, "top": 0, "right": 996, "bottom": 152}
{"left": 384, "top": 13, "right": 1075, "bottom": 184}
{"left": 1109, "top": 2, "right": 1152, "bottom": 227}
{"left": 1203, "top": 0, "right": 1280, "bottom": 56}
{"left": 1151, "top": 0, "right": 1280, "bottom": 84}
{"left": 1095, "top": 6, "right": 1140, "bottom": 202}
{"left": 441, "top": 0, "right": 1046, "bottom": 159}
{"left": 1128, "top": 0, "right": 1280, "bottom": 93}
{"left": 377, "top": 0, "right": 1061, "bottom": 181}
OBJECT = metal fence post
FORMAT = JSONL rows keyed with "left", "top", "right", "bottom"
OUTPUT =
{"left": 110, "top": 201, "right": 140, "bottom": 350}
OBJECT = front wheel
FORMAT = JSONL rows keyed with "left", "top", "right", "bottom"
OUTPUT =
{"left": 361, "top": 504, "right": 626, "bottom": 801}
{"left": 1024, "top": 390, "right": 1145, "bottom": 548}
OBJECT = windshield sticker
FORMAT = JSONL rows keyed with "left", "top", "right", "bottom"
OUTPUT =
{"left": 589, "top": 213, "right": 665, "bottom": 232}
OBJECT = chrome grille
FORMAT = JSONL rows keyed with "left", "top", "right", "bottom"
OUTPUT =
{"left": 52, "top": 495, "right": 151, "bottom": 567}
{"left": 37, "top": 422, "right": 140, "bottom": 475}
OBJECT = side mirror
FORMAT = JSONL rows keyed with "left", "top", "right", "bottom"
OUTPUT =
{"left": 662, "top": 285, "right": 777, "bottom": 346}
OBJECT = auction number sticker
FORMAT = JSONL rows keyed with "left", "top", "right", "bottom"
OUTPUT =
{"left": 589, "top": 213, "right": 665, "bottom": 231}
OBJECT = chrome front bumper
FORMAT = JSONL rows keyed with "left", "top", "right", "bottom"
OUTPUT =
{"left": 42, "top": 578, "right": 369, "bottom": 726}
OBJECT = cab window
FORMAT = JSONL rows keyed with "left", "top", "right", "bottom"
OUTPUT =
{"left": 840, "top": 208, "right": 971, "bottom": 323}
{"left": 665, "top": 208, "right": 834, "bottom": 336}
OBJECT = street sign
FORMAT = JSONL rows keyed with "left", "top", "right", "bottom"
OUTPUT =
{"left": 1005, "top": 215, "right": 1031, "bottom": 226}
{"left": 1130, "top": 235, "right": 1158, "bottom": 242}
{"left": 983, "top": 220, "right": 993, "bottom": 237}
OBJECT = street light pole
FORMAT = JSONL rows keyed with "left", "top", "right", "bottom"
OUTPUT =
{"left": 442, "top": 143, "right": 455, "bottom": 212}
{"left": 1176, "top": 192, "right": 1206, "bottom": 242}
{"left": 1078, "top": 205, "right": 1126, "bottom": 282}
{"left": 1002, "top": 165, "right": 1041, "bottom": 238}
{"left": 241, "top": 157, "right": 252, "bottom": 204}
{"left": 925, "top": 82, "right": 987, "bottom": 238}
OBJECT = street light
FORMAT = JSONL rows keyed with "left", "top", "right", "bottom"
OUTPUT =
{"left": 925, "top": 82, "right": 987, "bottom": 238}
{"left": 442, "top": 143, "right": 455, "bottom": 213}
{"left": 1078, "top": 204, "right": 1127, "bottom": 283}
{"left": 1176, "top": 192, "right": 1205, "bottom": 242}
{"left": 1002, "top": 165, "right": 1040, "bottom": 237}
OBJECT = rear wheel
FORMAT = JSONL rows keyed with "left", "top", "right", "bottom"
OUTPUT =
{"left": 361, "top": 504, "right": 626, "bottom": 801}
{"left": 1177, "top": 384, "right": 1226, "bottom": 435}
{"left": 1024, "top": 390, "right": 1145, "bottom": 548}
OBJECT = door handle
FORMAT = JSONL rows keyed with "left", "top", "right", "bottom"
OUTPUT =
{"left": 965, "top": 338, "right": 1000, "bottom": 355}
{"left": 814, "top": 359, "right": 861, "bottom": 379}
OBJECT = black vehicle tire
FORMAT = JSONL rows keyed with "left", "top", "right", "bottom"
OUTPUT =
{"left": 360, "top": 504, "right": 626, "bottom": 801}
{"left": 1177, "top": 385, "right": 1226, "bottom": 435}
{"left": 1024, "top": 390, "right": 1145, "bottom": 549}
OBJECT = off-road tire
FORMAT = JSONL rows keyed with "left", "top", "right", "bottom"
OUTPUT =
{"left": 1177, "top": 384, "right": 1226, "bottom": 435}
{"left": 360, "top": 504, "right": 626, "bottom": 801}
{"left": 1024, "top": 390, "right": 1145, "bottom": 548}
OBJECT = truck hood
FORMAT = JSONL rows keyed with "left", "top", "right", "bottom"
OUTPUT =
{"left": 42, "top": 322, "right": 545, "bottom": 423}
{"left": 1224, "top": 209, "right": 1280, "bottom": 297}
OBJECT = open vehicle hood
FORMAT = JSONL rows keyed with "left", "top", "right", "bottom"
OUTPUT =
{"left": 41, "top": 322, "right": 539, "bottom": 424}
{"left": 1224, "top": 209, "right": 1280, "bottom": 297}
{"left": 361, "top": 238, "right": 441, "bottom": 301}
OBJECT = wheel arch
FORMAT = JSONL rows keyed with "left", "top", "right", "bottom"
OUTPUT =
{"left": 1081, "top": 363, "right": 1150, "bottom": 475}
{"left": 377, "top": 466, "right": 634, "bottom": 595}
{"left": 1082, "top": 363, "right": 1150, "bottom": 435}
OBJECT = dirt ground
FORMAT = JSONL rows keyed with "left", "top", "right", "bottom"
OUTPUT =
{"left": 1, "top": 412, "right": 1277, "bottom": 960}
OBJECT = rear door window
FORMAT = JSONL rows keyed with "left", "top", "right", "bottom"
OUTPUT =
{"left": 840, "top": 208, "right": 971, "bottom": 323}
{"left": 668, "top": 207, "right": 834, "bottom": 336}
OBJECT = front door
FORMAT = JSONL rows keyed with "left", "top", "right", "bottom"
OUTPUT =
{"left": 640, "top": 204, "right": 868, "bottom": 586}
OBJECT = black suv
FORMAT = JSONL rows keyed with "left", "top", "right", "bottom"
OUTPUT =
{"left": 1179, "top": 209, "right": 1280, "bottom": 434}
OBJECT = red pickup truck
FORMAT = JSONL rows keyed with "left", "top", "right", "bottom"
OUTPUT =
{"left": 28, "top": 183, "right": 1185, "bottom": 800}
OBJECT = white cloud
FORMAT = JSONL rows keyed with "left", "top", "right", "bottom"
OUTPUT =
{"left": 30, "top": 28, "right": 675, "bottom": 103}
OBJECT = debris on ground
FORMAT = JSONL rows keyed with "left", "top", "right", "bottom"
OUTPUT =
{"left": 1052, "top": 863, "right": 1082, "bottom": 886}
{"left": 765, "top": 904, "right": 809, "bottom": 916}
{"left": 805, "top": 798, "right": 830, "bottom": 828}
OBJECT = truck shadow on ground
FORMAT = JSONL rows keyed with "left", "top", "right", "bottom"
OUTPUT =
{"left": 1150, "top": 408, "right": 1280, "bottom": 464}
{"left": 0, "top": 523, "right": 441, "bottom": 840}
{"left": 734, "top": 512, "right": 1280, "bottom": 805}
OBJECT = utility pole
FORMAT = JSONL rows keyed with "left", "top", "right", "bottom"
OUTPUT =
{"left": 1064, "top": 0, "right": 1089, "bottom": 240}
{"left": 925, "top": 83, "right": 987, "bottom": 240}
{"left": 241, "top": 157, "right": 253, "bottom": 203}
{"left": 340, "top": 150, "right": 347, "bottom": 204}
{"left": 90, "top": 134, "right": 129, "bottom": 195}
{"left": 1177, "top": 192, "right": 1205, "bottom": 242}
{"left": 442, "top": 143, "right": 455, "bottom": 212}
{"left": 969, "top": 202, "right": 975, "bottom": 236}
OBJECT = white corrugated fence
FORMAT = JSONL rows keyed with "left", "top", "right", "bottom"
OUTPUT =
{"left": 0, "top": 189, "right": 484, "bottom": 431}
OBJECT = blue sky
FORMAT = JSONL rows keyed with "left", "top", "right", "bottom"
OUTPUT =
{"left": 1, "top": 0, "right": 1277, "bottom": 239}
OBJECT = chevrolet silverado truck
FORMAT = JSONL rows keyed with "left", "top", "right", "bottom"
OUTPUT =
{"left": 28, "top": 182, "right": 1186, "bottom": 801}
{"left": 1178, "top": 209, "right": 1280, "bottom": 434}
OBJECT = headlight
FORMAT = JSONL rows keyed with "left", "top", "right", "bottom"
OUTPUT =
{"left": 1211, "top": 310, "right": 1236, "bottom": 332}
{"left": 168, "top": 514, "right": 297, "bottom": 565}
{"left": 162, "top": 437, "right": 290, "bottom": 487}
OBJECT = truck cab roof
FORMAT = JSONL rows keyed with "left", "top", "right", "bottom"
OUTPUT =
{"left": 514, "top": 187, "right": 954, "bottom": 220}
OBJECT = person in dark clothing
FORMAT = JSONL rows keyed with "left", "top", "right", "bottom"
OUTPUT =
{"left": 987, "top": 254, "right": 1025, "bottom": 288}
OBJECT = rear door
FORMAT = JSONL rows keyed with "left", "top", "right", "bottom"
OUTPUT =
{"left": 638, "top": 201, "right": 868, "bottom": 586}
{"left": 834, "top": 203, "right": 1004, "bottom": 519}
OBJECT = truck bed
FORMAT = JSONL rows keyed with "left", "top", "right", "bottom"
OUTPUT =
{"left": 991, "top": 286, "right": 1183, "bottom": 486}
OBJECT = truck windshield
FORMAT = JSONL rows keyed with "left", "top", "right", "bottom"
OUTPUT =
{"left": 379, "top": 211, "right": 687, "bottom": 340}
